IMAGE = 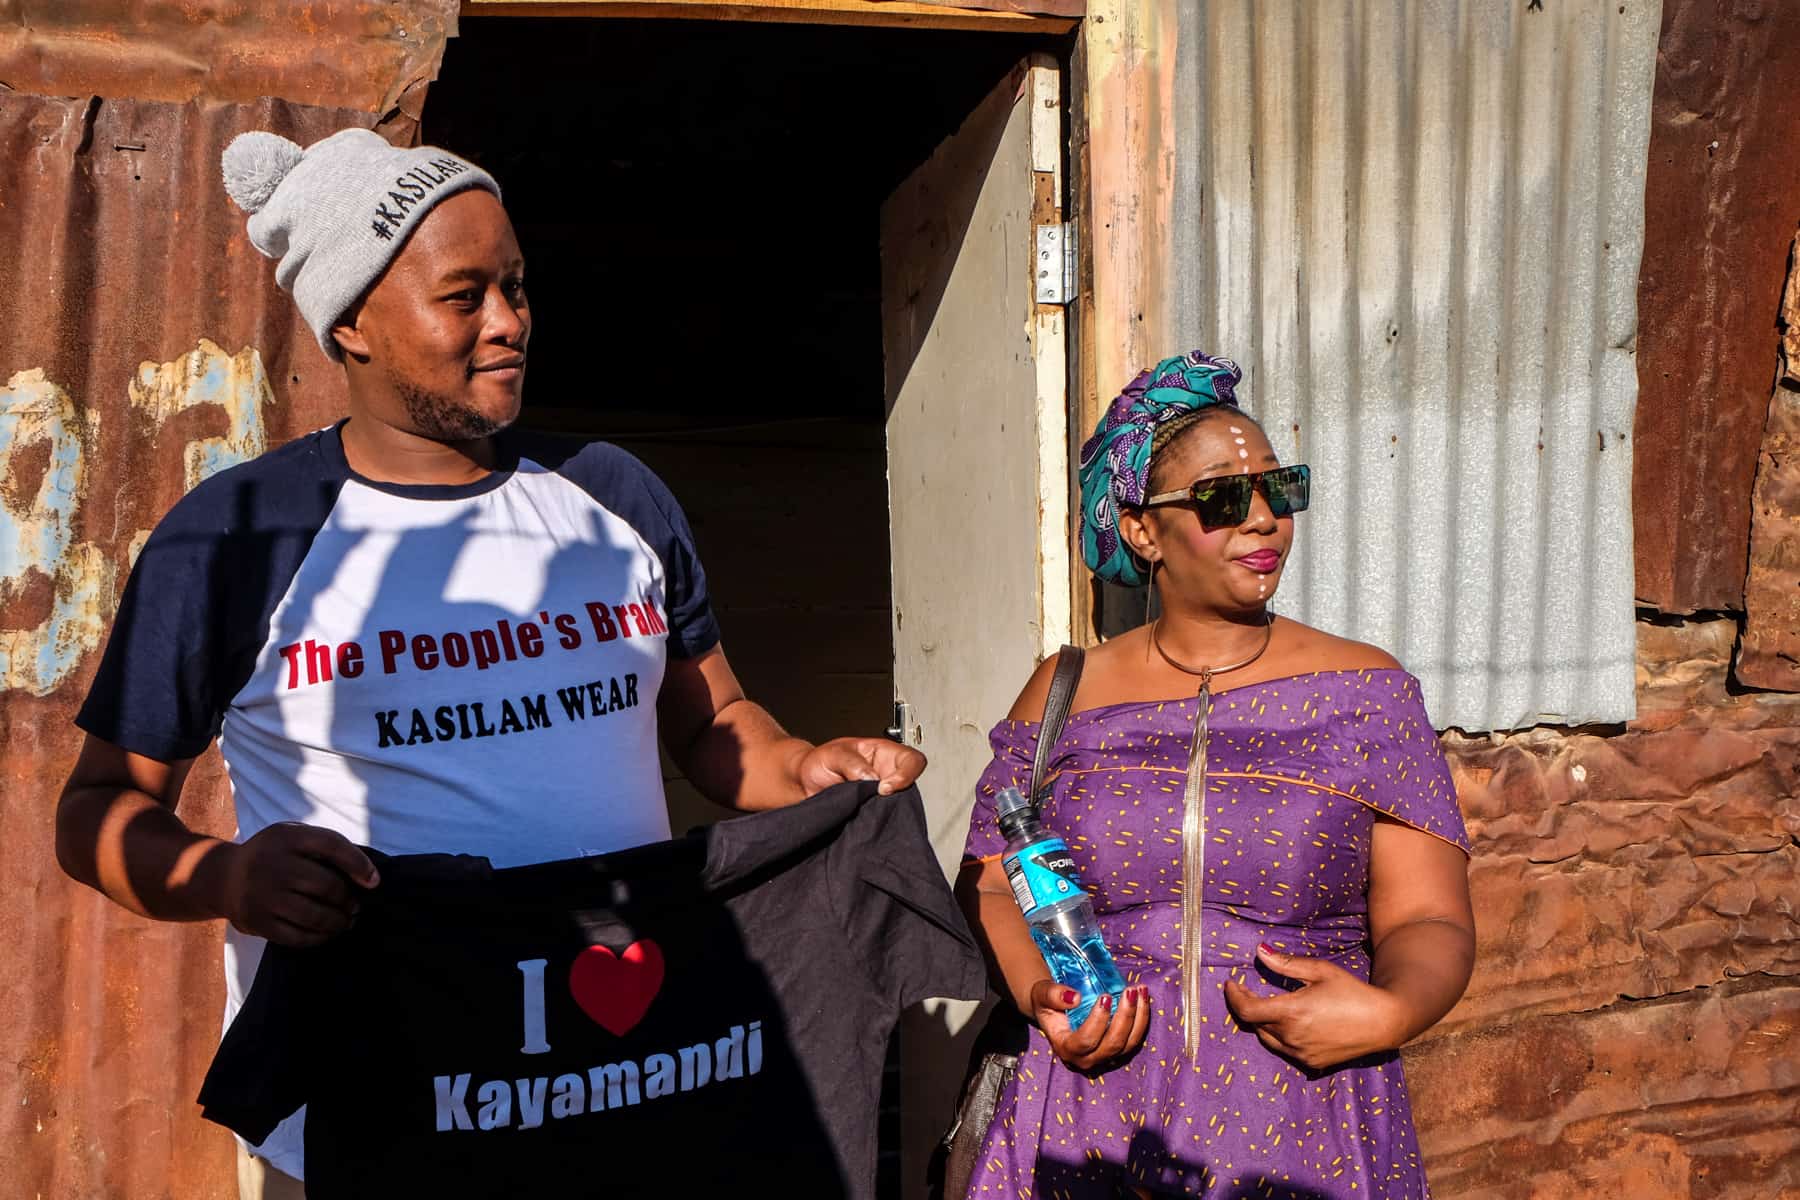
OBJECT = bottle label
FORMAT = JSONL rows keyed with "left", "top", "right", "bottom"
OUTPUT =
{"left": 1002, "top": 836, "right": 1085, "bottom": 914}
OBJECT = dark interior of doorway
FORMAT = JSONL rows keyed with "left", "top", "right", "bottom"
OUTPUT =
{"left": 426, "top": 22, "right": 1051, "bottom": 802}
{"left": 425, "top": 19, "right": 1060, "bottom": 1198}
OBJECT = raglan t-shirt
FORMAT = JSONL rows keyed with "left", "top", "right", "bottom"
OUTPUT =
{"left": 197, "top": 782, "right": 988, "bottom": 1199}
{"left": 76, "top": 420, "right": 720, "bottom": 1177}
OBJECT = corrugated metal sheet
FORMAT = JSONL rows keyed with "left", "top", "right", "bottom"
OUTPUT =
{"left": 0, "top": 0, "right": 458, "bottom": 119}
{"left": 1164, "top": 0, "right": 1658, "bottom": 732}
{"left": 1632, "top": 0, "right": 1800, "bottom": 614}
{"left": 1738, "top": 230, "right": 1800, "bottom": 689}
{"left": 0, "top": 10, "right": 455, "bottom": 1194}
{"left": 0, "top": 92, "right": 376, "bottom": 1200}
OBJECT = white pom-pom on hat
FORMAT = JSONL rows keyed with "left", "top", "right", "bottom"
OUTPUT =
{"left": 221, "top": 131, "right": 305, "bottom": 213}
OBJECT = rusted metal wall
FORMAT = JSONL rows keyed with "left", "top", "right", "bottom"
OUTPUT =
{"left": 1407, "top": 616, "right": 1800, "bottom": 1199}
{"left": 1632, "top": 0, "right": 1800, "bottom": 614}
{"left": 2, "top": 7, "right": 454, "bottom": 1195}
{"left": 1739, "top": 234, "right": 1800, "bottom": 689}
{"left": 0, "top": 1, "right": 457, "bottom": 120}
{"left": 0, "top": 92, "right": 384, "bottom": 1200}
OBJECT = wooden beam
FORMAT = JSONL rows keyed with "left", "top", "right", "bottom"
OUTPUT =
{"left": 1068, "top": 0, "right": 1173, "bottom": 642}
{"left": 459, "top": 0, "right": 1079, "bottom": 34}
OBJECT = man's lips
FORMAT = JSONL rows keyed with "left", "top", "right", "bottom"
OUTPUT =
{"left": 471, "top": 357, "right": 525, "bottom": 374}
{"left": 1236, "top": 549, "right": 1282, "bottom": 573}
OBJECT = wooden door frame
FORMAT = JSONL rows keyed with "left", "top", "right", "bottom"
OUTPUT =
{"left": 1064, "top": 1, "right": 1165, "bottom": 648}
{"left": 459, "top": 0, "right": 1080, "bottom": 34}
{"left": 456, "top": 0, "right": 1111, "bottom": 645}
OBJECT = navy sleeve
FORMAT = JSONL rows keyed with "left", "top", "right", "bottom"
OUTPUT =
{"left": 833, "top": 787, "right": 989, "bottom": 1009}
{"left": 75, "top": 433, "right": 346, "bottom": 761}
{"left": 528, "top": 437, "right": 722, "bottom": 660}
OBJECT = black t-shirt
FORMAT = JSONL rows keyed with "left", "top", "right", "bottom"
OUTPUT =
{"left": 198, "top": 782, "right": 985, "bottom": 1198}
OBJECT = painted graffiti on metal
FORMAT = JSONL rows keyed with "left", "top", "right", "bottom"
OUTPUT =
{"left": 0, "top": 341, "right": 276, "bottom": 695}
{"left": 0, "top": 369, "right": 114, "bottom": 696}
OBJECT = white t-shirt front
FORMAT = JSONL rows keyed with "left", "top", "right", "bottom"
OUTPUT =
{"left": 78, "top": 422, "right": 721, "bottom": 1178}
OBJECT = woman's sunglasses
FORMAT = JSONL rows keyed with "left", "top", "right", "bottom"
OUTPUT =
{"left": 1140, "top": 464, "right": 1311, "bottom": 529}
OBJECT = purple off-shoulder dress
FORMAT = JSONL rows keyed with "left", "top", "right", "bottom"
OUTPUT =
{"left": 961, "top": 669, "right": 1470, "bottom": 1200}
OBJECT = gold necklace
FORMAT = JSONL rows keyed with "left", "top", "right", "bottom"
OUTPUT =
{"left": 1149, "top": 611, "right": 1275, "bottom": 683}
{"left": 1152, "top": 611, "right": 1274, "bottom": 1061}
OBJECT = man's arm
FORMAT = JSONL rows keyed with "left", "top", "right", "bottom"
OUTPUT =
{"left": 657, "top": 645, "right": 925, "bottom": 812}
{"left": 55, "top": 734, "right": 379, "bottom": 946}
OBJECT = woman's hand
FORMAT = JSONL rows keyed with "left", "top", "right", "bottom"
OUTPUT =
{"left": 1220, "top": 944, "right": 1411, "bottom": 1071}
{"left": 1030, "top": 980, "right": 1153, "bottom": 1072}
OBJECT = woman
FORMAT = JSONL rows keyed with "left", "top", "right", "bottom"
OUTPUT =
{"left": 955, "top": 352, "right": 1474, "bottom": 1199}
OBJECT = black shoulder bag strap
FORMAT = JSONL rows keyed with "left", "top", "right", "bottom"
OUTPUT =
{"left": 1030, "top": 644, "right": 1087, "bottom": 804}
{"left": 935, "top": 642, "right": 1088, "bottom": 1200}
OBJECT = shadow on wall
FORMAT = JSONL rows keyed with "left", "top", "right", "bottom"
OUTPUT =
{"left": 878, "top": 61, "right": 1019, "bottom": 422}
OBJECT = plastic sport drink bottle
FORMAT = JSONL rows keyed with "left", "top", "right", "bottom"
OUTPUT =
{"left": 996, "top": 786, "right": 1126, "bottom": 1026}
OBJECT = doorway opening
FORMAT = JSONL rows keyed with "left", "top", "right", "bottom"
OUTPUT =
{"left": 426, "top": 18, "right": 1065, "bottom": 1198}
{"left": 429, "top": 17, "right": 1050, "bottom": 825}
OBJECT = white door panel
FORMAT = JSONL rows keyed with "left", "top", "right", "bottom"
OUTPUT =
{"left": 881, "top": 54, "right": 1068, "bottom": 1200}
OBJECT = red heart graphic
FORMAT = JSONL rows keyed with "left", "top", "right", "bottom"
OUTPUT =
{"left": 568, "top": 941, "right": 664, "bottom": 1036}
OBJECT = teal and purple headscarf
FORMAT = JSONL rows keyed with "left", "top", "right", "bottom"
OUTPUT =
{"left": 1078, "top": 351, "right": 1243, "bottom": 586}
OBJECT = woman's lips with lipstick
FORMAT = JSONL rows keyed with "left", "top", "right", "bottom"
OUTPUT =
{"left": 1236, "top": 549, "right": 1282, "bottom": 573}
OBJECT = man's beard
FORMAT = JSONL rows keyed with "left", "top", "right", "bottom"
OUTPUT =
{"left": 396, "top": 378, "right": 509, "bottom": 442}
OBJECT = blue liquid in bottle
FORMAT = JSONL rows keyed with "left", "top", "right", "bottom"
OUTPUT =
{"left": 997, "top": 787, "right": 1127, "bottom": 1027}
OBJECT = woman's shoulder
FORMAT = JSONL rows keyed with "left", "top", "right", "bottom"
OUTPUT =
{"left": 1005, "top": 654, "right": 1060, "bottom": 722}
{"left": 1273, "top": 618, "right": 1404, "bottom": 675}
{"left": 1005, "top": 629, "right": 1152, "bottom": 722}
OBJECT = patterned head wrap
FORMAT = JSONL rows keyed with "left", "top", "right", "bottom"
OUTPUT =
{"left": 1078, "top": 351, "right": 1243, "bottom": 586}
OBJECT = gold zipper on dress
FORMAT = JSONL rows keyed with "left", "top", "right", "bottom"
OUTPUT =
{"left": 1179, "top": 675, "right": 1213, "bottom": 1062}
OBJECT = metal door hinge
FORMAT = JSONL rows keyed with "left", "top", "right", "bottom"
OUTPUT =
{"left": 1035, "top": 222, "right": 1076, "bottom": 305}
{"left": 887, "top": 700, "right": 922, "bottom": 746}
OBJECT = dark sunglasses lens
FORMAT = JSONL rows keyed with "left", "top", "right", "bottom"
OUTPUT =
{"left": 1264, "top": 465, "right": 1311, "bottom": 516}
{"left": 1191, "top": 476, "right": 1253, "bottom": 528}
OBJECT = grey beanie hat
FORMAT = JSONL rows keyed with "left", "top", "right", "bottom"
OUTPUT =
{"left": 221, "top": 128, "right": 501, "bottom": 361}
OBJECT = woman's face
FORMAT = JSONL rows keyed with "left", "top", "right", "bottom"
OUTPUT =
{"left": 1123, "top": 414, "right": 1294, "bottom": 615}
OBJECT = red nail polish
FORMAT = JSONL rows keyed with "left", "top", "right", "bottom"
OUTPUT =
{"left": 1258, "top": 943, "right": 1275, "bottom": 955}
{"left": 1062, "top": 988, "right": 1079, "bottom": 1006}
{"left": 1101, "top": 994, "right": 1113, "bottom": 1012}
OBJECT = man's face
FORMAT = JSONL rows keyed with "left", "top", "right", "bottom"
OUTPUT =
{"left": 334, "top": 189, "right": 530, "bottom": 442}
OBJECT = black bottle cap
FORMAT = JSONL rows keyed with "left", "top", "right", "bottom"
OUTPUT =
{"left": 995, "top": 786, "right": 1037, "bottom": 841}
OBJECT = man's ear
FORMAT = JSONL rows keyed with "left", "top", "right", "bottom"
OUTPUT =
{"left": 330, "top": 319, "right": 370, "bottom": 361}
{"left": 330, "top": 296, "right": 372, "bottom": 361}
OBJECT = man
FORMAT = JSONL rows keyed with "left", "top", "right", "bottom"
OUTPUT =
{"left": 54, "top": 128, "right": 923, "bottom": 1198}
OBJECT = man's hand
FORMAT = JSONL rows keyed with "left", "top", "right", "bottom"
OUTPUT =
{"left": 660, "top": 647, "right": 929, "bottom": 810}
{"left": 218, "top": 823, "right": 381, "bottom": 947}
{"left": 1220, "top": 944, "right": 1411, "bottom": 1071}
{"left": 1029, "top": 980, "right": 1153, "bottom": 1073}
{"left": 794, "top": 737, "right": 927, "bottom": 797}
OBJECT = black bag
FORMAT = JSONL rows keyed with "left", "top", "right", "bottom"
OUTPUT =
{"left": 930, "top": 644, "right": 1086, "bottom": 1200}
